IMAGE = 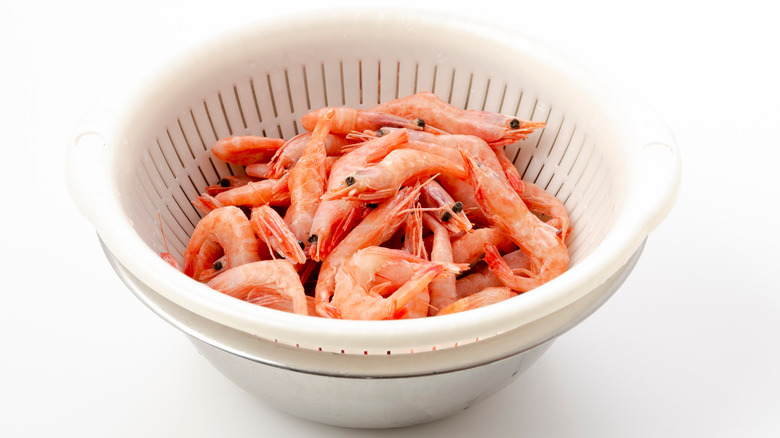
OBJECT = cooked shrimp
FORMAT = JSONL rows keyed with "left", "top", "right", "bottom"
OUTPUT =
{"left": 322, "top": 149, "right": 466, "bottom": 203}
{"left": 372, "top": 92, "right": 545, "bottom": 147}
{"left": 308, "top": 129, "right": 410, "bottom": 261}
{"left": 266, "top": 132, "right": 350, "bottom": 179}
{"left": 451, "top": 227, "right": 517, "bottom": 267}
{"left": 437, "top": 287, "right": 517, "bottom": 316}
{"left": 461, "top": 150, "right": 568, "bottom": 292}
{"left": 421, "top": 212, "right": 458, "bottom": 314}
{"left": 214, "top": 173, "right": 290, "bottom": 207}
{"left": 250, "top": 205, "right": 307, "bottom": 265}
{"left": 314, "top": 183, "right": 425, "bottom": 318}
{"left": 192, "top": 193, "right": 224, "bottom": 215}
{"left": 183, "top": 206, "right": 261, "bottom": 281}
{"left": 207, "top": 259, "right": 308, "bottom": 316}
{"left": 402, "top": 205, "right": 427, "bottom": 259}
{"left": 284, "top": 110, "right": 333, "bottom": 245}
{"left": 492, "top": 146, "right": 525, "bottom": 195}
{"left": 211, "top": 136, "right": 285, "bottom": 166}
{"left": 518, "top": 180, "right": 572, "bottom": 243}
{"left": 301, "top": 107, "right": 425, "bottom": 135}
{"left": 330, "top": 246, "right": 460, "bottom": 320}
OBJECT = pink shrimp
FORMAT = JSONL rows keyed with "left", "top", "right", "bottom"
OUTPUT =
{"left": 492, "top": 146, "right": 526, "bottom": 195}
{"left": 322, "top": 149, "right": 466, "bottom": 203}
{"left": 437, "top": 287, "right": 517, "bottom": 316}
{"left": 211, "top": 136, "right": 285, "bottom": 166}
{"left": 192, "top": 193, "right": 224, "bottom": 215}
{"left": 266, "top": 132, "right": 350, "bottom": 179}
{"left": 284, "top": 110, "right": 333, "bottom": 245}
{"left": 214, "top": 173, "right": 290, "bottom": 207}
{"left": 183, "top": 206, "right": 261, "bottom": 281}
{"left": 207, "top": 260, "right": 308, "bottom": 316}
{"left": 372, "top": 92, "right": 545, "bottom": 147}
{"left": 330, "top": 246, "right": 461, "bottom": 320}
{"left": 314, "top": 183, "right": 425, "bottom": 318}
{"left": 308, "top": 129, "right": 410, "bottom": 261}
{"left": 517, "top": 180, "right": 572, "bottom": 244}
{"left": 301, "top": 107, "right": 425, "bottom": 135}
{"left": 402, "top": 205, "right": 427, "bottom": 259}
{"left": 451, "top": 227, "right": 517, "bottom": 267}
{"left": 250, "top": 205, "right": 307, "bottom": 265}
{"left": 421, "top": 212, "right": 458, "bottom": 314}
{"left": 461, "top": 149, "right": 569, "bottom": 292}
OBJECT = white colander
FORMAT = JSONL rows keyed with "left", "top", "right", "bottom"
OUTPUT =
{"left": 66, "top": 6, "right": 678, "bottom": 378}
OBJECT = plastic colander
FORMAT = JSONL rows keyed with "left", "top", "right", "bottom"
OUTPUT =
{"left": 65, "top": 8, "right": 680, "bottom": 428}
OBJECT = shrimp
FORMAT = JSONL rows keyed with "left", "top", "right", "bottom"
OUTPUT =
{"left": 308, "top": 129, "right": 410, "bottom": 261}
{"left": 214, "top": 173, "right": 290, "bottom": 207}
{"left": 372, "top": 92, "right": 545, "bottom": 147}
{"left": 421, "top": 212, "right": 458, "bottom": 314}
{"left": 451, "top": 227, "right": 517, "bottom": 267}
{"left": 301, "top": 107, "right": 425, "bottom": 135}
{"left": 492, "top": 146, "right": 526, "bottom": 195}
{"left": 266, "top": 132, "right": 350, "bottom": 179}
{"left": 517, "top": 180, "right": 572, "bottom": 244}
{"left": 402, "top": 205, "right": 427, "bottom": 259}
{"left": 211, "top": 136, "right": 285, "bottom": 166}
{"left": 461, "top": 149, "right": 568, "bottom": 292}
{"left": 330, "top": 246, "right": 461, "bottom": 320}
{"left": 250, "top": 205, "right": 307, "bottom": 265}
{"left": 437, "top": 287, "right": 517, "bottom": 316}
{"left": 192, "top": 193, "right": 224, "bottom": 215}
{"left": 419, "top": 180, "right": 472, "bottom": 234}
{"left": 284, "top": 110, "right": 333, "bottom": 245}
{"left": 207, "top": 260, "right": 308, "bottom": 316}
{"left": 322, "top": 149, "right": 466, "bottom": 203}
{"left": 314, "top": 183, "right": 425, "bottom": 318}
{"left": 183, "top": 206, "right": 261, "bottom": 281}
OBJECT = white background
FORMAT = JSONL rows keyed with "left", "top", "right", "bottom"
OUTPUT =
{"left": 2, "top": 1, "right": 778, "bottom": 436}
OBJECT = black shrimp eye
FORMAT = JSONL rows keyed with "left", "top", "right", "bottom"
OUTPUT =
{"left": 345, "top": 176, "right": 356, "bottom": 186}
{"left": 376, "top": 128, "right": 386, "bottom": 137}
{"left": 366, "top": 203, "right": 378, "bottom": 209}
{"left": 509, "top": 118, "right": 520, "bottom": 130}
{"left": 441, "top": 211, "right": 453, "bottom": 222}
{"left": 415, "top": 118, "right": 425, "bottom": 128}
{"left": 213, "top": 260, "right": 224, "bottom": 270}
{"left": 298, "top": 240, "right": 305, "bottom": 250}
{"left": 219, "top": 178, "right": 231, "bottom": 187}
{"left": 452, "top": 201, "right": 464, "bottom": 213}
{"left": 308, "top": 234, "right": 318, "bottom": 244}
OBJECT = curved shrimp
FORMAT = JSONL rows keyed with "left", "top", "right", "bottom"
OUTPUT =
{"left": 301, "top": 107, "right": 425, "bottom": 135}
{"left": 372, "top": 91, "right": 545, "bottom": 147}
{"left": 284, "top": 110, "right": 333, "bottom": 245}
{"left": 183, "top": 206, "right": 261, "bottom": 281}
{"left": 214, "top": 173, "right": 290, "bottom": 207}
{"left": 314, "top": 183, "right": 425, "bottom": 318}
{"left": 211, "top": 136, "right": 285, "bottom": 166}
{"left": 330, "top": 246, "right": 461, "bottom": 320}
{"left": 461, "top": 149, "right": 569, "bottom": 292}
{"left": 308, "top": 129, "right": 410, "bottom": 261}
{"left": 437, "top": 287, "right": 517, "bottom": 316}
{"left": 250, "top": 205, "right": 307, "bottom": 265}
{"left": 207, "top": 259, "right": 308, "bottom": 316}
{"left": 266, "top": 132, "right": 350, "bottom": 179}
{"left": 421, "top": 212, "right": 458, "bottom": 314}
{"left": 322, "top": 149, "right": 466, "bottom": 203}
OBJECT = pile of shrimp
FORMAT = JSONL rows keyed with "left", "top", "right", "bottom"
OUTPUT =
{"left": 163, "top": 91, "right": 571, "bottom": 320}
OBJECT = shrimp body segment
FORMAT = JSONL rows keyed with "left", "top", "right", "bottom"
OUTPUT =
{"left": 214, "top": 174, "right": 290, "bottom": 207}
{"left": 372, "top": 92, "right": 545, "bottom": 147}
{"left": 207, "top": 260, "right": 308, "bottom": 316}
{"left": 266, "top": 132, "right": 349, "bottom": 179}
{"left": 301, "top": 107, "right": 424, "bottom": 135}
{"left": 461, "top": 150, "right": 569, "bottom": 292}
{"left": 183, "top": 206, "right": 261, "bottom": 281}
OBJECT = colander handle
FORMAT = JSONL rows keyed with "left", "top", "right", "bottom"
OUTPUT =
{"left": 626, "top": 103, "right": 682, "bottom": 235}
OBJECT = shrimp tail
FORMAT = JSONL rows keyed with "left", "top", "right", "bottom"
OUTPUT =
{"left": 192, "top": 193, "right": 224, "bottom": 215}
